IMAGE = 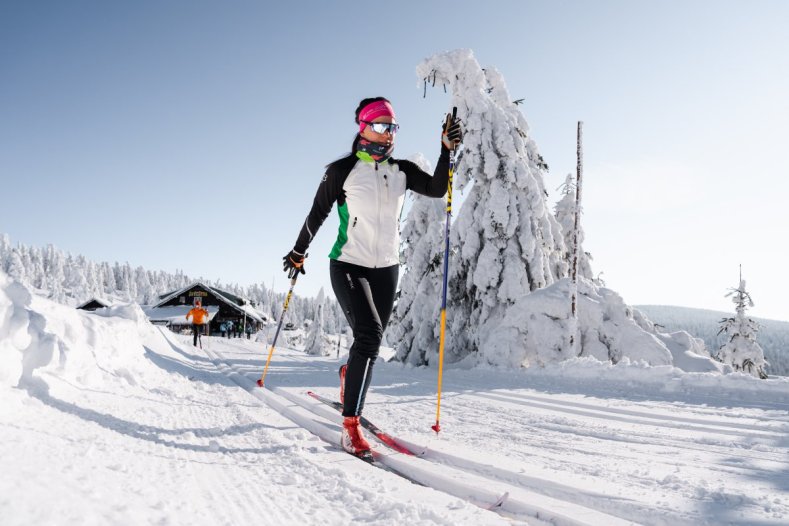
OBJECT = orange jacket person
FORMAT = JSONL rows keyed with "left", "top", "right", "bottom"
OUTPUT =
{"left": 186, "top": 301, "right": 208, "bottom": 347}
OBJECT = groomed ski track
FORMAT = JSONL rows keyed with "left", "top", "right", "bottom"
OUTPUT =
{"left": 184, "top": 330, "right": 631, "bottom": 525}
{"left": 196, "top": 340, "right": 632, "bottom": 525}
{"left": 175, "top": 330, "right": 789, "bottom": 526}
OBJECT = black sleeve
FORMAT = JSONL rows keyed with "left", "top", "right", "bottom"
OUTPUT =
{"left": 293, "top": 156, "right": 354, "bottom": 255}
{"left": 400, "top": 146, "right": 451, "bottom": 198}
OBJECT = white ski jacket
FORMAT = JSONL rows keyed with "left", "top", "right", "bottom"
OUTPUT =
{"left": 294, "top": 149, "right": 450, "bottom": 269}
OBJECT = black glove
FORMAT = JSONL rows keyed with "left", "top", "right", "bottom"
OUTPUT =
{"left": 441, "top": 112, "right": 463, "bottom": 150}
{"left": 282, "top": 250, "right": 306, "bottom": 279}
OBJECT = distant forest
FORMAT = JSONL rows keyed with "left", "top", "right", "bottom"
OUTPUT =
{"left": 0, "top": 234, "right": 347, "bottom": 334}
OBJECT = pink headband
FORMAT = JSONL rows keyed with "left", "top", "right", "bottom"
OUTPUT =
{"left": 358, "top": 100, "right": 396, "bottom": 133}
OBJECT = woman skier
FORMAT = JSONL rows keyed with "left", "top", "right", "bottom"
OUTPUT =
{"left": 283, "top": 97, "right": 462, "bottom": 458}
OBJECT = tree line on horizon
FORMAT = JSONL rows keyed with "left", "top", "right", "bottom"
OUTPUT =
{"left": 0, "top": 233, "right": 347, "bottom": 336}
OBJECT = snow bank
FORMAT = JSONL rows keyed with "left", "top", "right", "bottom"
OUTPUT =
{"left": 521, "top": 355, "right": 789, "bottom": 404}
{"left": 0, "top": 270, "right": 175, "bottom": 394}
{"left": 480, "top": 278, "right": 726, "bottom": 373}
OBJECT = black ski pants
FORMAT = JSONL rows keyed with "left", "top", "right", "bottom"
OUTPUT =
{"left": 192, "top": 323, "right": 202, "bottom": 347}
{"left": 330, "top": 259, "right": 399, "bottom": 417}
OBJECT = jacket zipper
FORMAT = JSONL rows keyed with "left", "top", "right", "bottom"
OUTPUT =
{"left": 374, "top": 162, "right": 381, "bottom": 267}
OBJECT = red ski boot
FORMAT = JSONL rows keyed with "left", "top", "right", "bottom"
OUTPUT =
{"left": 339, "top": 364, "right": 347, "bottom": 404}
{"left": 341, "top": 416, "right": 371, "bottom": 460}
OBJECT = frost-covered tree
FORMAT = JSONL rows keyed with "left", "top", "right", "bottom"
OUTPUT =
{"left": 304, "top": 287, "right": 328, "bottom": 355}
{"left": 0, "top": 234, "right": 10, "bottom": 269}
{"left": 65, "top": 254, "right": 89, "bottom": 301}
{"left": 322, "top": 293, "right": 336, "bottom": 334}
{"left": 28, "top": 247, "right": 46, "bottom": 289}
{"left": 102, "top": 262, "right": 116, "bottom": 295}
{"left": 555, "top": 173, "right": 593, "bottom": 280}
{"left": 397, "top": 50, "right": 568, "bottom": 364}
{"left": 7, "top": 250, "right": 25, "bottom": 282}
{"left": 717, "top": 275, "right": 768, "bottom": 379}
{"left": 134, "top": 266, "right": 156, "bottom": 304}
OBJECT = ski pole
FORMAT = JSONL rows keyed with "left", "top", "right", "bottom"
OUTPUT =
{"left": 433, "top": 107, "right": 458, "bottom": 434}
{"left": 257, "top": 274, "right": 299, "bottom": 387}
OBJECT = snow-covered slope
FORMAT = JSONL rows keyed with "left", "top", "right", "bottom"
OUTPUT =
{"left": 2, "top": 271, "right": 788, "bottom": 525}
{"left": 0, "top": 272, "right": 496, "bottom": 525}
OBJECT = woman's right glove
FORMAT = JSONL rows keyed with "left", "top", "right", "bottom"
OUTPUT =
{"left": 441, "top": 112, "right": 463, "bottom": 150}
{"left": 282, "top": 250, "right": 306, "bottom": 278}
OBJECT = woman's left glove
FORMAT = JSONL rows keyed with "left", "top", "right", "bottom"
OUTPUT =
{"left": 441, "top": 112, "right": 463, "bottom": 150}
{"left": 282, "top": 250, "right": 306, "bottom": 279}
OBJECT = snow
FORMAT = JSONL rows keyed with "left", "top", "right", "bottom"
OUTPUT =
{"left": 2, "top": 271, "right": 788, "bottom": 525}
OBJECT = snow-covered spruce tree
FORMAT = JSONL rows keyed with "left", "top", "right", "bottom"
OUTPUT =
{"left": 322, "top": 292, "right": 336, "bottom": 334}
{"left": 717, "top": 276, "right": 768, "bottom": 379}
{"left": 6, "top": 249, "right": 25, "bottom": 283}
{"left": 0, "top": 234, "right": 10, "bottom": 269}
{"left": 390, "top": 154, "right": 447, "bottom": 365}
{"left": 397, "top": 50, "right": 567, "bottom": 365}
{"left": 554, "top": 173, "right": 593, "bottom": 280}
{"left": 304, "top": 287, "right": 328, "bottom": 355}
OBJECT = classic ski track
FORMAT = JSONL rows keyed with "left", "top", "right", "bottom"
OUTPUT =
{"left": 429, "top": 367, "right": 789, "bottom": 415}
{"left": 196, "top": 344, "right": 426, "bottom": 482}
{"left": 161, "top": 336, "right": 298, "bottom": 524}
{"left": 450, "top": 391, "right": 789, "bottom": 468}
{"left": 368, "top": 379, "right": 788, "bottom": 470}
{"left": 421, "top": 391, "right": 789, "bottom": 491}
{"left": 273, "top": 385, "right": 691, "bottom": 526}
{"left": 236, "top": 342, "right": 789, "bottom": 525}
{"left": 277, "top": 346, "right": 787, "bottom": 469}
{"left": 472, "top": 390, "right": 787, "bottom": 438}
{"left": 285, "top": 346, "right": 789, "bottom": 430}
{"left": 206, "top": 343, "right": 641, "bottom": 526}
{"left": 163, "top": 333, "right": 459, "bottom": 525}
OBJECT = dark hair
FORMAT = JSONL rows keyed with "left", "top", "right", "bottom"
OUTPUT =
{"left": 350, "top": 96, "right": 390, "bottom": 152}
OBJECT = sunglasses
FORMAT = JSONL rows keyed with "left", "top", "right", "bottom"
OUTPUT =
{"left": 362, "top": 121, "right": 400, "bottom": 134}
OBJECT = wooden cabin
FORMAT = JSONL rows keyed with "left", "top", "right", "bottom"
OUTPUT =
{"left": 146, "top": 281, "right": 265, "bottom": 335}
{"left": 76, "top": 298, "right": 111, "bottom": 311}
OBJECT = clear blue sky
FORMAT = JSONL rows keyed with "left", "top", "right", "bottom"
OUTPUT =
{"left": 2, "top": 1, "right": 788, "bottom": 320}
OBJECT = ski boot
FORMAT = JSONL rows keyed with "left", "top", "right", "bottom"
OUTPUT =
{"left": 341, "top": 416, "right": 372, "bottom": 461}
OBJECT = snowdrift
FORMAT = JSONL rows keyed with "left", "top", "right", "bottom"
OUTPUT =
{"left": 480, "top": 278, "right": 728, "bottom": 373}
{"left": 0, "top": 270, "right": 186, "bottom": 394}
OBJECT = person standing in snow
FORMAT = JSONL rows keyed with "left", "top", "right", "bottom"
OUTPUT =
{"left": 282, "top": 97, "right": 462, "bottom": 457}
{"left": 185, "top": 300, "right": 209, "bottom": 347}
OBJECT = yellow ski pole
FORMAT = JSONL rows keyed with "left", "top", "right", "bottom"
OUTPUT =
{"left": 432, "top": 107, "right": 458, "bottom": 433}
{"left": 257, "top": 274, "right": 298, "bottom": 388}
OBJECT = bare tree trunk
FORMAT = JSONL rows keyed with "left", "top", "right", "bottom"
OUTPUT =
{"left": 569, "top": 121, "right": 584, "bottom": 355}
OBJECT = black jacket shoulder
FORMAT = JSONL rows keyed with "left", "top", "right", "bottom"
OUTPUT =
{"left": 326, "top": 153, "right": 359, "bottom": 178}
